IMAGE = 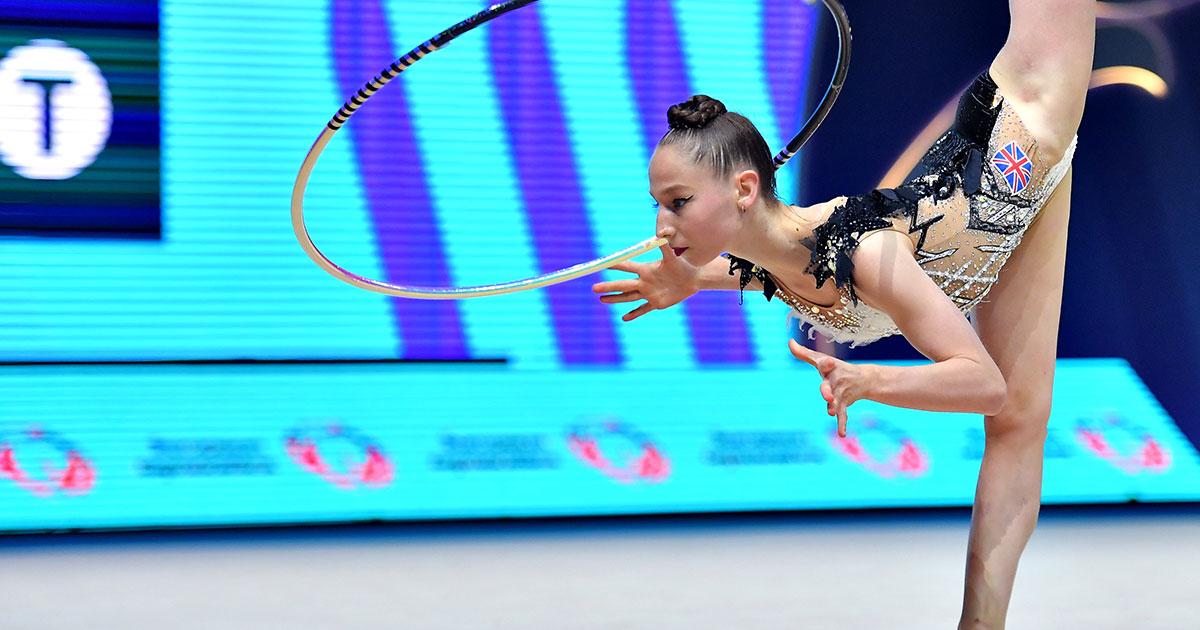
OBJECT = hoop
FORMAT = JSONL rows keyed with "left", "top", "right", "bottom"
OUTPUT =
{"left": 291, "top": 0, "right": 852, "bottom": 299}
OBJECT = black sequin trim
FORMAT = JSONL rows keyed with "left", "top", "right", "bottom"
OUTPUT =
{"left": 725, "top": 253, "right": 777, "bottom": 305}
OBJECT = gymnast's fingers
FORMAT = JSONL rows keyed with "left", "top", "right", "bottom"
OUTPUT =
{"left": 622, "top": 302, "right": 654, "bottom": 322}
{"left": 817, "top": 357, "right": 837, "bottom": 377}
{"left": 788, "top": 338, "right": 821, "bottom": 367}
{"left": 609, "top": 261, "right": 643, "bottom": 275}
{"left": 599, "top": 291, "right": 641, "bottom": 304}
{"left": 592, "top": 279, "right": 638, "bottom": 294}
{"left": 837, "top": 404, "right": 848, "bottom": 438}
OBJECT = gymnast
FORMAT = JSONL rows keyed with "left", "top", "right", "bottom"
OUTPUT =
{"left": 592, "top": 2, "right": 1096, "bottom": 627}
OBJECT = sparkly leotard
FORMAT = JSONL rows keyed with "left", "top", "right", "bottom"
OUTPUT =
{"left": 728, "top": 72, "right": 1077, "bottom": 347}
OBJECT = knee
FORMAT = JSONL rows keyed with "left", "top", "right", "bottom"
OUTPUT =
{"left": 986, "top": 388, "right": 1052, "bottom": 441}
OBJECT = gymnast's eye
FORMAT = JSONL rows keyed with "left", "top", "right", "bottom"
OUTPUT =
{"left": 672, "top": 196, "right": 692, "bottom": 210}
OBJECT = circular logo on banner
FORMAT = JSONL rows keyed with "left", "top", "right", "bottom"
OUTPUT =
{"left": 0, "top": 39, "right": 112, "bottom": 180}
{"left": 1075, "top": 413, "right": 1171, "bottom": 474}
{"left": 284, "top": 422, "right": 394, "bottom": 489}
{"left": 830, "top": 415, "right": 929, "bottom": 478}
{"left": 566, "top": 419, "right": 670, "bottom": 483}
{"left": 0, "top": 425, "right": 96, "bottom": 497}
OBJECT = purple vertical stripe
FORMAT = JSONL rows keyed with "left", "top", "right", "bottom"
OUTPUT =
{"left": 626, "top": 0, "right": 755, "bottom": 364}
{"left": 489, "top": 4, "right": 622, "bottom": 364}
{"left": 331, "top": 0, "right": 467, "bottom": 359}
{"left": 764, "top": 0, "right": 817, "bottom": 148}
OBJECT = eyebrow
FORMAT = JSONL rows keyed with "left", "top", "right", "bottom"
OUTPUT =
{"left": 650, "top": 184, "right": 691, "bottom": 197}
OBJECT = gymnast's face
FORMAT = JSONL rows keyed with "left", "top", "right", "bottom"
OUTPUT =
{"left": 648, "top": 144, "right": 742, "bottom": 267}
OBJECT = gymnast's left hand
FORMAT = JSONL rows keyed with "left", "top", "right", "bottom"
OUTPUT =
{"left": 592, "top": 244, "right": 699, "bottom": 322}
{"left": 788, "top": 339, "right": 875, "bottom": 438}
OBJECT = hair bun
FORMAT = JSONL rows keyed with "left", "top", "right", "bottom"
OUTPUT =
{"left": 667, "top": 94, "right": 727, "bottom": 130}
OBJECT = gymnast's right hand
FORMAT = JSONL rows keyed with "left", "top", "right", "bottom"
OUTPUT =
{"left": 592, "top": 243, "right": 699, "bottom": 322}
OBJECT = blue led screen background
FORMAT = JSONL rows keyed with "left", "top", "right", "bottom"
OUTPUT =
{"left": 0, "top": 0, "right": 817, "bottom": 367}
{"left": 2, "top": 1, "right": 1199, "bottom": 532}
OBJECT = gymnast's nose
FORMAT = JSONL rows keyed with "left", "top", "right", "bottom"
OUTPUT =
{"left": 655, "top": 211, "right": 674, "bottom": 240}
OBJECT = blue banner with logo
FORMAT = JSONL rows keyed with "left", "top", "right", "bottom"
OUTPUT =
{"left": 2, "top": 359, "right": 1196, "bottom": 532}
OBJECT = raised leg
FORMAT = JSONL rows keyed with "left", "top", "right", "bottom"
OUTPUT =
{"left": 959, "top": 170, "right": 1072, "bottom": 629}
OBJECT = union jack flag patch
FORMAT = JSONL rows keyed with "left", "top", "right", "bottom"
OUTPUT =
{"left": 992, "top": 142, "right": 1034, "bottom": 194}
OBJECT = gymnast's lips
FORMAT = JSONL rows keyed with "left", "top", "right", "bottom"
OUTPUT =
{"left": 672, "top": 247, "right": 688, "bottom": 257}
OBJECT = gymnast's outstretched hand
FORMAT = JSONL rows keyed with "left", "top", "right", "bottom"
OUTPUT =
{"left": 788, "top": 339, "right": 875, "bottom": 438}
{"left": 592, "top": 243, "right": 699, "bottom": 322}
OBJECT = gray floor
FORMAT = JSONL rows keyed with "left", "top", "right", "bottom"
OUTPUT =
{"left": 1, "top": 507, "right": 1196, "bottom": 630}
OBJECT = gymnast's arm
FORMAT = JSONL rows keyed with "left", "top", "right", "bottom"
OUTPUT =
{"left": 850, "top": 231, "right": 1007, "bottom": 416}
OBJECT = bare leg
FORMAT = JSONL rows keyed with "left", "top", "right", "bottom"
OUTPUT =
{"left": 959, "top": 170, "right": 1072, "bottom": 629}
